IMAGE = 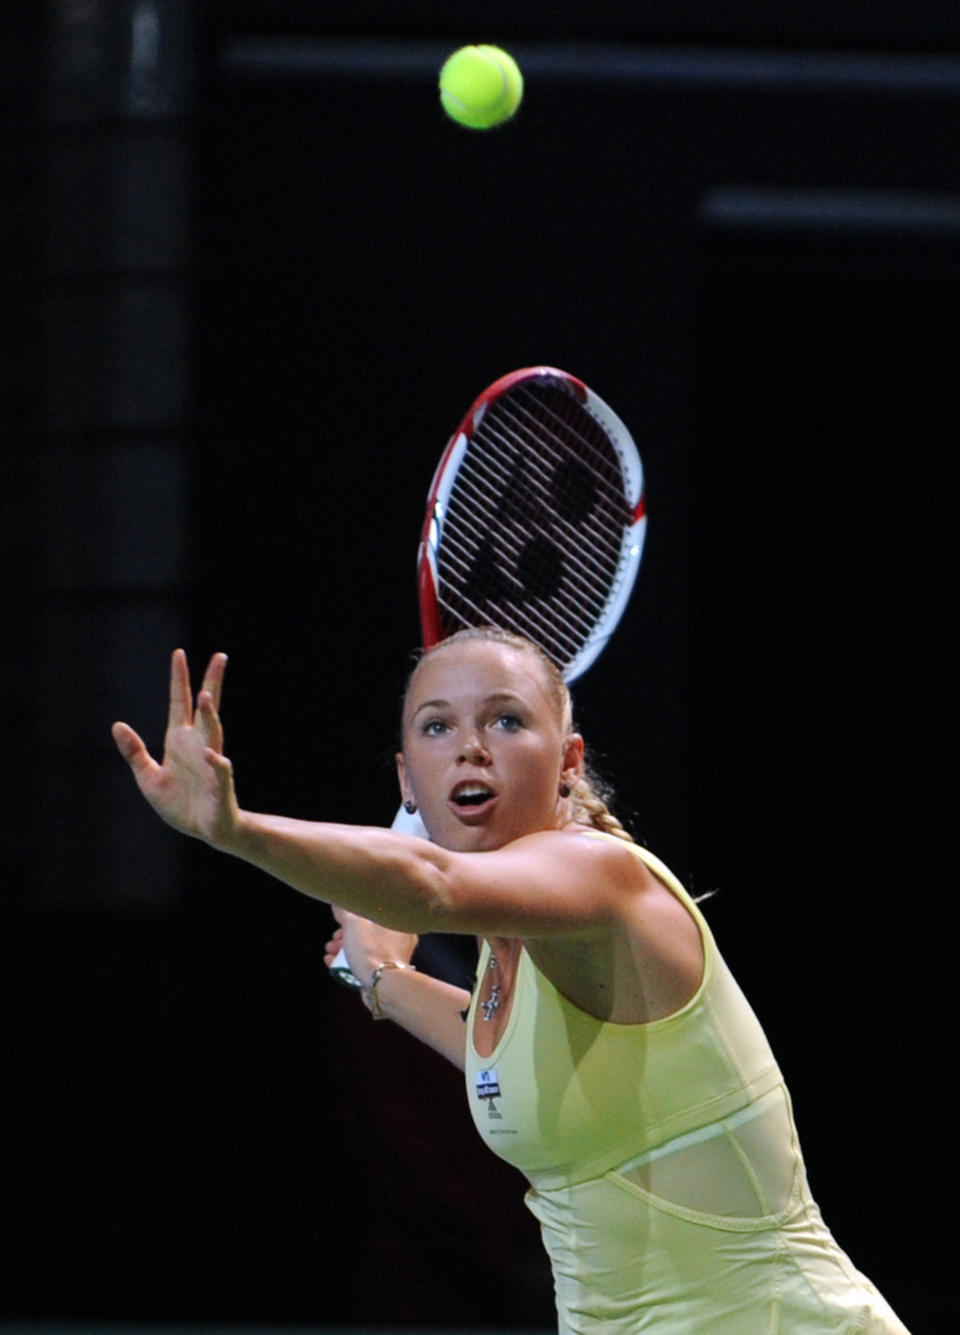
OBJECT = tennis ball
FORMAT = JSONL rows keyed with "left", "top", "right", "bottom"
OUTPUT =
{"left": 439, "top": 45, "right": 524, "bottom": 130}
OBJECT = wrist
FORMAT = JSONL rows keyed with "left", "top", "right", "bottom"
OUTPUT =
{"left": 364, "top": 960, "right": 417, "bottom": 1020}
{"left": 210, "top": 804, "right": 253, "bottom": 856}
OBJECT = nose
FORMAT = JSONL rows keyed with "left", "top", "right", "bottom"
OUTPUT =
{"left": 458, "top": 732, "right": 490, "bottom": 765}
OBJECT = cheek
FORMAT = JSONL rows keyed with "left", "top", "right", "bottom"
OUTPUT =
{"left": 400, "top": 743, "right": 445, "bottom": 794}
{"left": 514, "top": 743, "right": 563, "bottom": 791}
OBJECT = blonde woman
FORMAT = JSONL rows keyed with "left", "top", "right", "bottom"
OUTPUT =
{"left": 114, "top": 630, "right": 909, "bottom": 1334}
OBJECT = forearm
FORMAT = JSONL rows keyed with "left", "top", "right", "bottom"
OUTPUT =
{"left": 366, "top": 966, "right": 471, "bottom": 1071}
{"left": 225, "top": 812, "right": 447, "bottom": 931}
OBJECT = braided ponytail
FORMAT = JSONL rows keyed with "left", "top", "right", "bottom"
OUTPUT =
{"left": 570, "top": 765, "right": 635, "bottom": 845}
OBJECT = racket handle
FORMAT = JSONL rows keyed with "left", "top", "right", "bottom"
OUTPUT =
{"left": 329, "top": 803, "right": 429, "bottom": 989}
{"left": 330, "top": 947, "right": 363, "bottom": 989}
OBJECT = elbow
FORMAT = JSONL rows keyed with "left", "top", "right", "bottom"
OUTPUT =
{"left": 412, "top": 849, "right": 464, "bottom": 932}
{"left": 371, "top": 844, "right": 456, "bottom": 934}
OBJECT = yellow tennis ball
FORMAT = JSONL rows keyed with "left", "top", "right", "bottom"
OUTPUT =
{"left": 439, "top": 45, "right": 524, "bottom": 130}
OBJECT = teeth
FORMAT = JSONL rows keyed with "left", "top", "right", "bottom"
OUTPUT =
{"left": 453, "top": 784, "right": 493, "bottom": 805}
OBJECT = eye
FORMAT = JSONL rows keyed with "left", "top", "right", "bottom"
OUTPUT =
{"left": 421, "top": 718, "right": 450, "bottom": 737}
{"left": 494, "top": 713, "right": 523, "bottom": 732}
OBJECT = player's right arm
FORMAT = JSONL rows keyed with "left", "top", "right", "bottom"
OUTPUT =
{"left": 325, "top": 911, "right": 470, "bottom": 1071}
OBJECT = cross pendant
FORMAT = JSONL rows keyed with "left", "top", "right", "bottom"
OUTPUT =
{"left": 481, "top": 984, "right": 501, "bottom": 1022}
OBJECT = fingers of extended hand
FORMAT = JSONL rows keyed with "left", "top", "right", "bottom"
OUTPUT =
{"left": 169, "top": 649, "right": 227, "bottom": 732}
{"left": 168, "top": 648, "right": 193, "bottom": 729}
{"left": 201, "top": 652, "right": 228, "bottom": 712}
{"left": 196, "top": 691, "right": 224, "bottom": 750}
{"left": 203, "top": 746, "right": 234, "bottom": 794}
{"left": 111, "top": 721, "right": 157, "bottom": 778}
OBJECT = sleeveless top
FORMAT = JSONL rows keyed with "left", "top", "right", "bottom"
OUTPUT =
{"left": 465, "top": 840, "right": 782, "bottom": 1189}
{"left": 463, "top": 838, "right": 910, "bottom": 1334}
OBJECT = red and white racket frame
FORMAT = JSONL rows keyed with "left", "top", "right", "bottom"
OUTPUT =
{"left": 416, "top": 367, "right": 647, "bottom": 683}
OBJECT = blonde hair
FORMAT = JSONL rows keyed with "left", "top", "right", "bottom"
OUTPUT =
{"left": 406, "top": 627, "right": 635, "bottom": 844}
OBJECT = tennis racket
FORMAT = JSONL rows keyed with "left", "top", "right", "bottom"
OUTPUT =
{"left": 331, "top": 366, "right": 647, "bottom": 987}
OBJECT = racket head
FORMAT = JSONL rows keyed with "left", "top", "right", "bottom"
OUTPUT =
{"left": 417, "top": 367, "right": 647, "bottom": 682}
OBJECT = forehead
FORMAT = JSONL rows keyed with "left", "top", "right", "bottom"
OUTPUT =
{"left": 405, "top": 641, "right": 555, "bottom": 712}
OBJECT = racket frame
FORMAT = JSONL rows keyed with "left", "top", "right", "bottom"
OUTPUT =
{"left": 416, "top": 366, "right": 646, "bottom": 683}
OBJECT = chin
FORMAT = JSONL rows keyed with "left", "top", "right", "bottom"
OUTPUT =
{"left": 439, "top": 823, "right": 506, "bottom": 854}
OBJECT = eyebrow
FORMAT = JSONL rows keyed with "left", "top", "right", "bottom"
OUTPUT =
{"left": 411, "top": 691, "right": 526, "bottom": 718}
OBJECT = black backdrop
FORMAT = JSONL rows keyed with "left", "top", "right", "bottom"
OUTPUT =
{"left": 2, "top": 5, "right": 957, "bottom": 1331}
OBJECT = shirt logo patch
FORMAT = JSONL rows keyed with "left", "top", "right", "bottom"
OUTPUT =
{"left": 475, "top": 1067, "right": 501, "bottom": 1099}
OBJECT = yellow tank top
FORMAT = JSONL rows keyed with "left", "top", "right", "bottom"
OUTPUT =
{"left": 463, "top": 840, "right": 910, "bottom": 1333}
{"left": 465, "top": 840, "right": 782, "bottom": 1189}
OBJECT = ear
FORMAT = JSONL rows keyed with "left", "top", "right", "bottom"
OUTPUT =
{"left": 396, "top": 751, "right": 414, "bottom": 808}
{"left": 561, "top": 733, "right": 585, "bottom": 790}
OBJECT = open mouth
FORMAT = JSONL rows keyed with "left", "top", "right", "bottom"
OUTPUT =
{"left": 450, "top": 782, "right": 496, "bottom": 809}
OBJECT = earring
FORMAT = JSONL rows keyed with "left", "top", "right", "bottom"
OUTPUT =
{"left": 403, "top": 800, "right": 417, "bottom": 814}
{"left": 559, "top": 783, "right": 571, "bottom": 798}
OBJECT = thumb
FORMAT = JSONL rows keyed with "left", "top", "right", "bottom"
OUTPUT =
{"left": 111, "top": 722, "right": 158, "bottom": 781}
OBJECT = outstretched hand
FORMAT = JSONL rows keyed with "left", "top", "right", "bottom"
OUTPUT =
{"left": 112, "top": 648, "right": 239, "bottom": 846}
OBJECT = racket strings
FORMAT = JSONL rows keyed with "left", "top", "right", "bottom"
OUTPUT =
{"left": 434, "top": 380, "right": 637, "bottom": 667}
{"left": 508, "top": 383, "right": 632, "bottom": 493}
{"left": 458, "top": 416, "right": 626, "bottom": 588}
{"left": 454, "top": 385, "right": 631, "bottom": 540}
{"left": 481, "top": 387, "right": 632, "bottom": 550}
{"left": 446, "top": 464, "right": 622, "bottom": 619}
{"left": 483, "top": 397, "right": 631, "bottom": 574}
{"left": 447, "top": 475, "right": 616, "bottom": 609}
{"left": 486, "top": 407, "right": 630, "bottom": 537}
{"left": 499, "top": 383, "right": 633, "bottom": 527}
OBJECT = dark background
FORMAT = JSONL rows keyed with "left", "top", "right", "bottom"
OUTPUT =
{"left": 2, "top": 2, "right": 956, "bottom": 1330}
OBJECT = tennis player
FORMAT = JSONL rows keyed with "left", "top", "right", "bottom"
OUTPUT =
{"left": 113, "top": 629, "right": 910, "bottom": 1334}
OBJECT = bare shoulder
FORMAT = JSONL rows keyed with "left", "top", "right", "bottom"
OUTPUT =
{"left": 427, "top": 827, "right": 692, "bottom": 948}
{"left": 515, "top": 826, "right": 670, "bottom": 901}
{"left": 507, "top": 825, "right": 651, "bottom": 883}
{"left": 524, "top": 832, "right": 706, "bottom": 1024}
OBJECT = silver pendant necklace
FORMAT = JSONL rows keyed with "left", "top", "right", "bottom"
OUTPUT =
{"left": 480, "top": 951, "right": 502, "bottom": 1022}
